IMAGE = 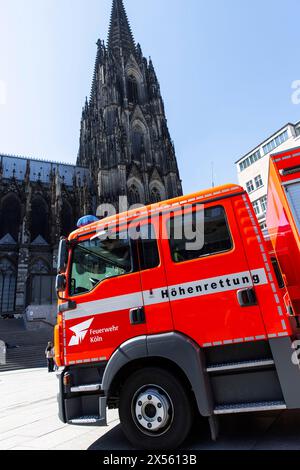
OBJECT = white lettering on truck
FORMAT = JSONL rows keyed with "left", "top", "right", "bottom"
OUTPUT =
{"left": 65, "top": 268, "right": 268, "bottom": 323}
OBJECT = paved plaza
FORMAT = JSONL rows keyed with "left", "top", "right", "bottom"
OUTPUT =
{"left": 0, "top": 368, "right": 119, "bottom": 450}
{"left": 1, "top": 367, "right": 300, "bottom": 450}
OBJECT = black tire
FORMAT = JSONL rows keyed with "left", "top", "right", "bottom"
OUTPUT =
{"left": 119, "top": 367, "right": 193, "bottom": 450}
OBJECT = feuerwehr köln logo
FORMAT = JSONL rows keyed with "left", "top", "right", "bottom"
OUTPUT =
{"left": 68, "top": 318, "right": 94, "bottom": 347}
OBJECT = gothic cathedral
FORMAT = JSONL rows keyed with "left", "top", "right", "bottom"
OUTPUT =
{"left": 0, "top": 0, "right": 182, "bottom": 318}
{"left": 77, "top": 0, "right": 182, "bottom": 210}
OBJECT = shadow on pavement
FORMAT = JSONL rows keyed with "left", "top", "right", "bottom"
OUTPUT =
{"left": 88, "top": 410, "right": 300, "bottom": 451}
{"left": 88, "top": 425, "right": 134, "bottom": 450}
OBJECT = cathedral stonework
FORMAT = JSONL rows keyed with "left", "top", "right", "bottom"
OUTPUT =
{"left": 0, "top": 0, "right": 182, "bottom": 318}
{"left": 77, "top": 0, "right": 182, "bottom": 210}
{"left": 0, "top": 156, "right": 89, "bottom": 317}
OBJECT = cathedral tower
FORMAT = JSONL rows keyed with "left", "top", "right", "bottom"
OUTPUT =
{"left": 77, "top": 0, "right": 183, "bottom": 210}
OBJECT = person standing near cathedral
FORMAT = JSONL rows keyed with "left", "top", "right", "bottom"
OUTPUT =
{"left": 45, "top": 341, "right": 55, "bottom": 373}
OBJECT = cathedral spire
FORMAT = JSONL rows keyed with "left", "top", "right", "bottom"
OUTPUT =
{"left": 108, "top": 0, "right": 136, "bottom": 57}
{"left": 77, "top": 0, "right": 183, "bottom": 205}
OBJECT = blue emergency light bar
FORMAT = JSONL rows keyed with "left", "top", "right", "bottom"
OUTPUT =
{"left": 77, "top": 215, "right": 99, "bottom": 228}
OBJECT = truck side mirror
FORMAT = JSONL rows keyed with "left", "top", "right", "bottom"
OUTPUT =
{"left": 56, "top": 274, "right": 66, "bottom": 295}
{"left": 57, "top": 238, "right": 68, "bottom": 274}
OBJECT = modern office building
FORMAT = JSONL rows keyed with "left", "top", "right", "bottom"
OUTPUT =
{"left": 236, "top": 121, "right": 300, "bottom": 229}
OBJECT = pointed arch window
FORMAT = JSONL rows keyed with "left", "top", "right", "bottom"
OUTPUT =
{"left": 0, "top": 258, "right": 16, "bottom": 315}
{"left": 127, "top": 75, "right": 139, "bottom": 104}
{"left": 132, "top": 128, "right": 145, "bottom": 162}
{"left": 117, "top": 79, "right": 124, "bottom": 104}
{"left": 30, "top": 196, "right": 49, "bottom": 243}
{"left": 0, "top": 193, "right": 21, "bottom": 242}
{"left": 61, "top": 199, "right": 74, "bottom": 237}
{"left": 150, "top": 187, "right": 162, "bottom": 204}
{"left": 128, "top": 185, "right": 141, "bottom": 206}
{"left": 31, "top": 259, "right": 49, "bottom": 275}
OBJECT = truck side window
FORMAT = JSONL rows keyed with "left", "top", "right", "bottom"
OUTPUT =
{"left": 168, "top": 205, "right": 232, "bottom": 263}
{"left": 271, "top": 257, "right": 285, "bottom": 289}
{"left": 138, "top": 224, "right": 160, "bottom": 270}
{"left": 70, "top": 232, "right": 133, "bottom": 296}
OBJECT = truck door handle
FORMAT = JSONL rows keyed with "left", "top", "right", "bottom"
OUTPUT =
{"left": 237, "top": 288, "right": 257, "bottom": 307}
{"left": 130, "top": 307, "right": 146, "bottom": 325}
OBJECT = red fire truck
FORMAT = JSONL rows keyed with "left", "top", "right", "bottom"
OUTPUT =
{"left": 55, "top": 146, "right": 300, "bottom": 450}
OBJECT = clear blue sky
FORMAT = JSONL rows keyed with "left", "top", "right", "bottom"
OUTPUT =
{"left": 0, "top": 0, "right": 299, "bottom": 194}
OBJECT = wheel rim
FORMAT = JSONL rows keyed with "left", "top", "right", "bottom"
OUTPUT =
{"left": 132, "top": 385, "right": 174, "bottom": 436}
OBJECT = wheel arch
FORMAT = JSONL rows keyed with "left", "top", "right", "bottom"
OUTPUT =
{"left": 102, "top": 332, "right": 214, "bottom": 417}
{"left": 107, "top": 356, "right": 195, "bottom": 405}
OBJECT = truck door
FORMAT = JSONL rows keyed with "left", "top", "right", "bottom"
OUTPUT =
{"left": 160, "top": 200, "right": 268, "bottom": 347}
{"left": 132, "top": 216, "right": 173, "bottom": 335}
{"left": 63, "top": 227, "right": 148, "bottom": 366}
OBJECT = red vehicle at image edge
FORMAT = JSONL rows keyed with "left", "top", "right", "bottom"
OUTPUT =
{"left": 54, "top": 146, "right": 300, "bottom": 450}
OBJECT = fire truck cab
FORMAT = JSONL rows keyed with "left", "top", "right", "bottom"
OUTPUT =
{"left": 55, "top": 180, "right": 300, "bottom": 450}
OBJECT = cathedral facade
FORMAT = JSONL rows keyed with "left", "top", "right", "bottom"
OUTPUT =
{"left": 0, "top": 0, "right": 182, "bottom": 318}
{"left": 78, "top": 0, "right": 182, "bottom": 210}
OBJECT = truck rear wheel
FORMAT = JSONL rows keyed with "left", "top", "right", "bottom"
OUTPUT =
{"left": 119, "top": 367, "right": 193, "bottom": 450}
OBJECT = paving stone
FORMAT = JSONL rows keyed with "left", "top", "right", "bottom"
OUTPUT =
{"left": 0, "top": 368, "right": 121, "bottom": 450}
{"left": 2, "top": 368, "right": 300, "bottom": 450}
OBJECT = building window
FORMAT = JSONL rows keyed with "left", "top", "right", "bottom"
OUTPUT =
{"left": 128, "top": 185, "right": 141, "bottom": 206}
{"left": 127, "top": 76, "right": 139, "bottom": 104}
{"left": 30, "top": 196, "right": 49, "bottom": 243}
{"left": 132, "top": 128, "right": 145, "bottom": 162}
{"left": 61, "top": 199, "right": 74, "bottom": 237}
{"left": 252, "top": 200, "right": 260, "bottom": 216}
{"left": 239, "top": 150, "right": 261, "bottom": 172}
{"left": 150, "top": 188, "right": 161, "bottom": 203}
{"left": 254, "top": 175, "right": 263, "bottom": 189}
{"left": 31, "top": 260, "right": 49, "bottom": 274}
{"left": 0, "top": 194, "right": 21, "bottom": 242}
{"left": 262, "top": 130, "right": 289, "bottom": 155}
{"left": 260, "top": 196, "right": 268, "bottom": 213}
{"left": 246, "top": 180, "right": 255, "bottom": 194}
{"left": 239, "top": 130, "right": 289, "bottom": 171}
{"left": 0, "top": 259, "right": 16, "bottom": 315}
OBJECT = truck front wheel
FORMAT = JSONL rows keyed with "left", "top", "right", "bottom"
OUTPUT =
{"left": 119, "top": 367, "right": 193, "bottom": 450}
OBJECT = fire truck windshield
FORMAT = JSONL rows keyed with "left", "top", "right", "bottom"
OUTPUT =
{"left": 70, "top": 234, "right": 132, "bottom": 296}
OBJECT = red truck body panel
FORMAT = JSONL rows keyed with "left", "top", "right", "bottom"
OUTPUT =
{"left": 55, "top": 184, "right": 291, "bottom": 368}
{"left": 267, "top": 146, "right": 300, "bottom": 319}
